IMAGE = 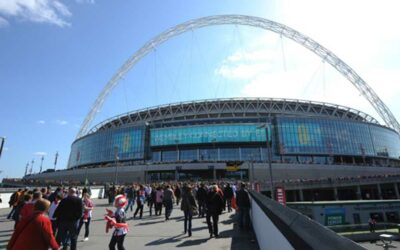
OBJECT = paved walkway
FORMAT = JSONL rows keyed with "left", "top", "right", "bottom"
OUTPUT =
{"left": 0, "top": 199, "right": 259, "bottom": 250}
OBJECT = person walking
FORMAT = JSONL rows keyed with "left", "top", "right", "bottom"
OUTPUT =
{"left": 174, "top": 184, "right": 182, "bottom": 206}
{"left": 12, "top": 193, "right": 31, "bottom": 228}
{"left": 224, "top": 183, "right": 234, "bottom": 212}
{"left": 148, "top": 186, "right": 156, "bottom": 216}
{"left": 206, "top": 185, "right": 224, "bottom": 238}
{"left": 236, "top": 183, "right": 251, "bottom": 229}
{"left": 155, "top": 186, "right": 164, "bottom": 216}
{"left": 48, "top": 193, "right": 63, "bottom": 235}
{"left": 368, "top": 217, "right": 377, "bottom": 233}
{"left": 133, "top": 185, "right": 145, "bottom": 219}
{"left": 19, "top": 191, "right": 42, "bottom": 221}
{"left": 78, "top": 193, "right": 94, "bottom": 241}
{"left": 53, "top": 187, "right": 83, "bottom": 250}
{"left": 106, "top": 195, "right": 129, "bottom": 250}
{"left": 7, "top": 199, "right": 59, "bottom": 250}
{"left": 7, "top": 189, "right": 22, "bottom": 220}
{"left": 196, "top": 183, "right": 207, "bottom": 218}
{"left": 125, "top": 185, "right": 135, "bottom": 213}
{"left": 163, "top": 185, "right": 175, "bottom": 220}
{"left": 181, "top": 185, "right": 197, "bottom": 237}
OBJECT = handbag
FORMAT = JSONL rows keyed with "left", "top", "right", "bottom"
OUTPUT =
{"left": 192, "top": 205, "right": 198, "bottom": 216}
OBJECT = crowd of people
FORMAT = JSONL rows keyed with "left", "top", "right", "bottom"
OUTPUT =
{"left": 5, "top": 181, "right": 252, "bottom": 250}
{"left": 6, "top": 186, "right": 93, "bottom": 250}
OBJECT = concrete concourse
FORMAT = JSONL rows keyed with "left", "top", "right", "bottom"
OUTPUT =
{"left": 0, "top": 198, "right": 258, "bottom": 250}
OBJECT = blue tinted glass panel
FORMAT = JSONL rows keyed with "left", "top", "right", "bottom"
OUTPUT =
{"left": 276, "top": 117, "right": 400, "bottom": 158}
{"left": 68, "top": 126, "right": 145, "bottom": 168}
{"left": 150, "top": 124, "right": 267, "bottom": 146}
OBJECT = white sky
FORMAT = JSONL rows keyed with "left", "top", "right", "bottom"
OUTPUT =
{"left": 215, "top": 0, "right": 400, "bottom": 126}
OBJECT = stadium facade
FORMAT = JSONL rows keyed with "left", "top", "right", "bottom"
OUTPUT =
{"left": 29, "top": 98, "right": 400, "bottom": 182}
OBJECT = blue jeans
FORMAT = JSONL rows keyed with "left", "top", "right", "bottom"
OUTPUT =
{"left": 238, "top": 207, "right": 250, "bottom": 229}
{"left": 7, "top": 206, "right": 16, "bottom": 219}
{"left": 78, "top": 217, "right": 91, "bottom": 238}
{"left": 184, "top": 210, "right": 192, "bottom": 234}
{"left": 125, "top": 198, "right": 135, "bottom": 212}
{"left": 164, "top": 200, "right": 173, "bottom": 219}
{"left": 56, "top": 220, "right": 79, "bottom": 250}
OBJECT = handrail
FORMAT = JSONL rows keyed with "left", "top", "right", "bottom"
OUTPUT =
{"left": 249, "top": 190, "right": 365, "bottom": 250}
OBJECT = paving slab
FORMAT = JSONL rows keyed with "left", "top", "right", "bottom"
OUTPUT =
{"left": 0, "top": 199, "right": 259, "bottom": 250}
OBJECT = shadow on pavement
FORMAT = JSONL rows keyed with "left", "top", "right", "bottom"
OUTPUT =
{"left": 145, "top": 234, "right": 183, "bottom": 246}
{"left": 0, "top": 230, "right": 13, "bottom": 234}
{"left": 176, "top": 238, "right": 209, "bottom": 247}
{"left": 137, "top": 220, "right": 166, "bottom": 226}
{"left": 191, "top": 226, "right": 208, "bottom": 232}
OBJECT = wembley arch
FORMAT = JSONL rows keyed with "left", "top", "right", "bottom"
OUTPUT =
{"left": 77, "top": 15, "right": 400, "bottom": 138}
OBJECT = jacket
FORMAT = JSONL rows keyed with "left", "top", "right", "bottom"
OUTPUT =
{"left": 236, "top": 189, "right": 251, "bottom": 208}
{"left": 181, "top": 192, "right": 197, "bottom": 212}
{"left": 206, "top": 191, "right": 224, "bottom": 215}
{"left": 7, "top": 211, "right": 59, "bottom": 250}
{"left": 53, "top": 195, "right": 83, "bottom": 222}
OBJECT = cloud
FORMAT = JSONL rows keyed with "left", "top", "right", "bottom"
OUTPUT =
{"left": 0, "top": 16, "right": 8, "bottom": 27}
{"left": 36, "top": 120, "right": 45, "bottom": 125}
{"left": 34, "top": 151, "right": 47, "bottom": 156}
{"left": 0, "top": 0, "right": 72, "bottom": 27}
{"left": 3, "top": 147, "right": 9, "bottom": 151}
{"left": 55, "top": 119, "right": 68, "bottom": 125}
{"left": 75, "top": 0, "right": 95, "bottom": 3}
{"left": 214, "top": 29, "right": 400, "bottom": 125}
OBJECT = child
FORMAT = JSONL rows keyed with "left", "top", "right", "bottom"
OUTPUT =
{"left": 105, "top": 194, "right": 129, "bottom": 250}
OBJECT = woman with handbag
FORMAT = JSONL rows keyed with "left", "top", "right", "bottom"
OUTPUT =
{"left": 7, "top": 199, "right": 59, "bottom": 250}
{"left": 180, "top": 185, "right": 197, "bottom": 237}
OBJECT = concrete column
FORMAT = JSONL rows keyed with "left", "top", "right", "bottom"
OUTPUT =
{"left": 356, "top": 185, "right": 362, "bottom": 200}
{"left": 175, "top": 170, "right": 179, "bottom": 181}
{"left": 394, "top": 183, "right": 400, "bottom": 199}
{"left": 333, "top": 187, "right": 339, "bottom": 200}
{"left": 213, "top": 168, "right": 216, "bottom": 180}
{"left": 299, "top": 189, "right": 304, "bottom": 201}
{"left": 377, "top": 184, "right": 383, "bottom": 200}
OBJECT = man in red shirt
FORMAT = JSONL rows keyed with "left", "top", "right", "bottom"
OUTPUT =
{"left": 7, "top": 199, "right": 59, "bottom": 250}
{"left": 19, "top": 191, "right": 42, "bottom": 221}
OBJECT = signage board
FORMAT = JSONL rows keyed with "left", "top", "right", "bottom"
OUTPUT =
{"left": 275, "top": 187, "right": 286, "bottom": 206}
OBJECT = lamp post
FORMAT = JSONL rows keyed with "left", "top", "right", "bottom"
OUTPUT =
{"left": 257, "top": 123, "right": 274, "bottom": 200}
{"left": 211, "top": 138, "right": 217, "bottom": 162}
{"left": 24, "top": 162, "right": 29, "bottom": 176}
{"left": 249, "top": 154, "right": 255, "bottom": 190}
{"left": 84, "top": 167, "right": 88, "bottom": 186}
{"left": 174, "top": 139, "right": 179, "bottom": 162}
{"left": 39, "top": 156, "right": 44, "bottom": 173}
{"left": 30, "top": 159, "right": 35, "bottom": 175}
{"left": 0, "top": 136, "right": 5, "bottom": 160}
{"left": 54, "top": 151, "right": 59, "bottom": 171}
{"left": 114, "top": 146, "right": 119, "bottom": 185}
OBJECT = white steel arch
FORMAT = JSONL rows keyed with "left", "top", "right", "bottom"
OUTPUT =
{"left": 77, "top": 15, "right": 400, "bottom": 138}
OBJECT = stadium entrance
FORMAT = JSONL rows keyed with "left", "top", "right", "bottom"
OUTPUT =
{"left": 146, "top": 169, "right": 248, "bottom": 182}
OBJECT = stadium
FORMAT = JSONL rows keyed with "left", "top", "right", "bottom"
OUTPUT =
{"left": 28, "top": 97, "right": 400, "bottom": 183}
{"left": 23, "top": 15, "right": 400, "bottom": 201}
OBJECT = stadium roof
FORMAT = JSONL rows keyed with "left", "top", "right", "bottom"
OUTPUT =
{"left": 85, "top": 98, "right": 379, "bottom": 137}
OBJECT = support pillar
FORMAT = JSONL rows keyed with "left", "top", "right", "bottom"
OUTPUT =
{"left": 357, "top": 185, "right": 362, "bottom": 200}
{"left": 299, "top": 189, "right": 304, "bottom": 201}
{"left": 394, "top": 183, "right": 400, "bottom": 199}
{"left": 213, "top": 168, "right": 216, "bottom": 180}
{"left": 377, "top": 184, "right": 383, "bottom": 200}
{"left": 333, "top": 187, "right": 339, "bottom": 200}
{"left": 175, "top": 170, "right": 179, "bottom": 181}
